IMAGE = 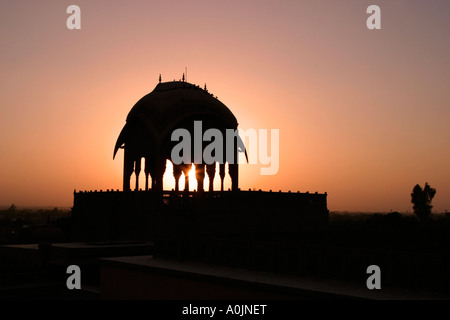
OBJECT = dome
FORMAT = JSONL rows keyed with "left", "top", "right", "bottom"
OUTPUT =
{"left": 114, "top": 81, "right": 238, "bottom": 160}
{"left": 127, "top": 81, "right": 237, "bottom": 128}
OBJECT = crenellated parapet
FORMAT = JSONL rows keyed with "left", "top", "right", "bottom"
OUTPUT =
{"left": 71, "top": 189, "right": 329, "bottom": 243}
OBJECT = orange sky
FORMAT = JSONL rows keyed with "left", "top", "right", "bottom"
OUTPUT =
{"left": 1, "top": 1, "right": 449, "bottom": 212}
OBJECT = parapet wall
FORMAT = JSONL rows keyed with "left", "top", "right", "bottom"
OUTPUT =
{"left": 71, "top": 190, "right": 329, "bottom": 242}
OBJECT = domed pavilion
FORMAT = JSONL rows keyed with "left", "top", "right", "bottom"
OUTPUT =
{"left": 113, "top": 77, "right": 244, "bottom": 193}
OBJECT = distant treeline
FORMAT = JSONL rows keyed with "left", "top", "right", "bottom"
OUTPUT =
{"left": 318, "top": 211, "right": 450, "bottom": 251}
{"left": 1, "top": 206, "right": 450, "bottom": 249}
{"left": 0, "top": 205, "right": 71, "bottom": 244}
{"left": 0, "top": 205, "right": 71, "bottom": 224}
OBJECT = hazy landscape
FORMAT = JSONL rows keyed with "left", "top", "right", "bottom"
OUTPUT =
{"left": 2, "top": 205, "right": 449, "bottom": 247}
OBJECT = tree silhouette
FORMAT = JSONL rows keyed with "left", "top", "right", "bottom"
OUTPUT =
{"left": 411, "top": 182, "right": 436, "bottom": 222}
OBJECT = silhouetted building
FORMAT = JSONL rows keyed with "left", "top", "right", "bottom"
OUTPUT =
{"left": 72, "top": 78, "right": 329, "bottom": 266}
{"left": 113, "top": 80, "right": 242, "bottom": 192}
{"left": 5, "top": 78, "right": 450, "bottom": 299}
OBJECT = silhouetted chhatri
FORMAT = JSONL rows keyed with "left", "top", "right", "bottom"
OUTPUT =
{"left": 113, "top": 77, "right": 240, "bottom": 192}
{"left": 72, "top": 76, "right": 329, "bottom": 266}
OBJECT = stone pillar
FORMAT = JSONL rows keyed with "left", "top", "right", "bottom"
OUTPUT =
{"left": 144, "top": 157, "right": 151, "bottom": 191}
{"left": 229, "top": 163, "right": 238, "bottom": 191}
{"left": 206, "top": 163, "right": 216, "bottom": 192}
{"left": 123, "top": 148, "right": 134, "bottom": 191}
{"left": 229, "top": 147, "right": 239, "bottom": 191}
{"left": 134, "top": 158, "right": 141, "bottom": 191}
{"left": 219, "top": 163, "right": 226, "bottom": 191}
{"left": 181, "top": 164, "right": 191, "bottom": 192}
{"left": 154, "top": 158, "right": 166, "bottom": 192}
{"left": 195, "top": 164, "right": 205, "bottom": 192}
{"left": 228, "top": 138, "right": 239, "bottom": 191}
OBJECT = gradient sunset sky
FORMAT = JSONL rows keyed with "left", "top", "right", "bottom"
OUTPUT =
{"left": 1, "top": 0, "right": 449, "bottom": 212}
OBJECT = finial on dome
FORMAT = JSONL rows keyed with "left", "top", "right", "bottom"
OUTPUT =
{"left": 182, "top": 73, "right": 185, "bottom": 82}
{"left": 204, "top": 83, "right": 207, "bottom": 92}
{"left": 159, "top": 74, "right": 161, "bottom": 83}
